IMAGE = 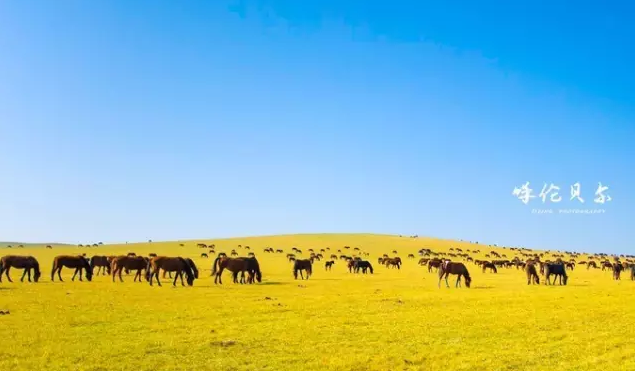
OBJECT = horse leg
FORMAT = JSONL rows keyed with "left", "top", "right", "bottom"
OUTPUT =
{"left": 172, "top": 272, "right": 178, "bottom": 287}
{"left": 456, "top": 276, "right": 461, "bottom": 288}
{"left": 155, "top": 272, "right": 162, "bottom": 287}
{"left": 58, "top": 268, "right": 64, "bottom": 282}
{"left": 79, "top": 268, "right": 83, "bottom": 281}
{"left": 21, "top": 268, "right": 28, "bottom": 282}
{"left": 72, "top": 268, "right": 78, "bottom": 281}
{"left": 4, "top": 267, "right": 12, "bottom": 283}
{"left": 445, "top": 274, "right": 450, "bottom": 288}
{"left": 180, "top": 271, "right": 185, "bottom": 286}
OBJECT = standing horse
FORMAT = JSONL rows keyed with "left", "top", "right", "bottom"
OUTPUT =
{"left": 325, "top": 261, "right": 335, "bottom": 271}
{"left": 482, "top": 262, "right": 498, "bottom": 273}
{"left": 146, "top": 257, "right": 194, "bottom": 287}
{"left": 211, "top": 255, "right": 261, "bottom": 284}
{"left": 111, "top": 256, "right": 149, "bottom": 282}
{"left": 525, "top": 263, "right": 540, "bottom": 285}
{"left": 438, "top": 261, "right": 471, "bottom": 288}
{"left": 353, "top": 260, "right": 373, "bottom": 274}
{"left": 0, "top": 256, "right": 41, "bottom": 283}
{"left": 51, "top": 255, "right": 93, "bottom": 282}
{"left": 293, "top": 259, "right": 312, "bottom": 280}
{"left": 612, "top": 263, "right": 624, "bottom": 280}
{"left": 90, "top": 256, "right": 111, "bottom": 275}
{"left": 544, "top": 264, "right": 568, "bottom": 285}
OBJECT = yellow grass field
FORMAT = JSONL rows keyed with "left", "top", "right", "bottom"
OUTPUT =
{"left": 1, "top": 233, "right": 634, "bottom": 371}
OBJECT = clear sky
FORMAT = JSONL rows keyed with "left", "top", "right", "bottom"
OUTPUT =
{"left": 1, "top": 1, "right": 633, "bottom": 254}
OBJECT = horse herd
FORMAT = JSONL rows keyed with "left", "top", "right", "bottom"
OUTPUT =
{"left": 1, "top": 245, "right": 634, "bottom": 288}
{"left": 0, "top": 253, "right": 262, "bottom": 287}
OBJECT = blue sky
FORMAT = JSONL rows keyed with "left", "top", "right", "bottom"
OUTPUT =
{"left": 1, "top": 1, "right": 633, "bottom": 254}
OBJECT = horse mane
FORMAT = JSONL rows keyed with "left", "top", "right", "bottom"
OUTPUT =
{"left": 177, "top": 257, "right": 194, "bottom": 281}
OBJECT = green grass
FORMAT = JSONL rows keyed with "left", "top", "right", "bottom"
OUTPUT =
{"left": 1, "top": 234, "right": 633, "bottom": 370}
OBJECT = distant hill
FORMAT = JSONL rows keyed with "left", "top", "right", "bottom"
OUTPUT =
{"left": 0, "top": 242, "right": 73, "bottom": 248}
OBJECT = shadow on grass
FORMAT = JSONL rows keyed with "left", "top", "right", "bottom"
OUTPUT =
{"left": 471, "top": 286, "right": 494, "bottom": 289}
{"left": 259, "top": 281, "right": 288, "bottom": 285}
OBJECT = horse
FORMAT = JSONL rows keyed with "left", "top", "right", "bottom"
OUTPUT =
{"left": 587, "top": 261, "right": 598, "bottom": 269}
{"left": 201, "top": 253, "right": 208, "bottom": 258}
{"left": 544, "top": 263, "right": 568, "bottom": 285}
{"left": 51, "top": 255, "right": 93, "bottom": 282}
{"left": 211, "top": 255, "right": 261, "bottom": 284}
{"left": 90, "top": 255, "right": 111, "bottom": 275}
{"left": 482, "top": 262, "right": 498, "bottom": 273}
{"left": 525, "top": 263, "right": 540, "bottom": 285}
{"left": 612, "top": 263, "right": 623, "bottom": 280}
{"left": 565, "top": 262, "right": 575, "bottom": 270}
{"left": 384, "top": 258, "right": 401, "bottom": 269}
{"left": 325, "top": 261, "right": 335, "bottom": 271}
{"left": 111, "top": 256, "right": 149, "bottom": 282}
{"left": 293, "top": 259, "right": 312, "bottom": 280}
{"left": 0, "top": 255, "right": 41, "bottom": 283}
{"left": 631, "top": 266, "right": 635, "bottom": 281}
{"left": 353, "top": 260, "right": 373, "bottom": 274}
{"left": 438, "top": 261, "right": 471, "bottom": 288}
{"left": 427, "top": 259, "right": 441, "bottom": 272}
{"left": 146, "top": 257, "right": 195, "bottom": 287}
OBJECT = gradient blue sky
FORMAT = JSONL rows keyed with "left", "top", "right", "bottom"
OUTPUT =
{"left": 1, "top": 1, "right": 633, "bottom": 253}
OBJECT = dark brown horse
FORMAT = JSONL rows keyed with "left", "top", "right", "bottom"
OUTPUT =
{"left": 438, "top": 261, "right": 471, "bottom": 288}
{"left": 211, "top": 255, "right": 262, "bottom": 284}
{"left": 544, "top": 264, "right": 568, "bottom": 285}
{"left": 90, "top": 255, "right": 111, "bottom": 275}
{"left": 293, "top": 259, "right": 312, "bottom": 280}
{"left": 111, "top": 256, "right": 149, "bottom": 282}
{"left": 482, "top": 262, "right": 498, "bottom": 273}
{"left": 0, "top": 255, "right": 41, "bottom": 282}
{"left": 612, "top": 263, "right": 623, "bottom": 280}
{"left": 384, "top": 258, "right": 401, "bottom": 269}
{"left": 587, "top": 261, "right": 598, "bottom": 269}
{"left": 325, "top": 260, "right": 335, "bottom": 271}
{"left": 146, "top": 257, "right": 195, "bottom": 287}
{"left": 51, "top": 255, "right": 93, "bottom": 282}
{"left": 525, "top": 263, "right": 540, "bottom": 285}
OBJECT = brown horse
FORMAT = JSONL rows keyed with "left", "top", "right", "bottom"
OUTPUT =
{"left": 325, "top": 260, "right": 335, "bottom": 271}
{"left": 211, "top": 255, "right": 262, "bottom": 284}
{"left": 482, "top": 262, "right": 498, "bottom": 273}
{"left": 90, "top": 256, "right": 111, "bottom": 275}
{"left": 384, "top": 258, "right": 401, "bottom": 269}
{"left": 428, "top": 259, "right": 441, "bottom": 272}
{"left": 438, "top": 261, "right": 471, "bottom": 288}
{"left": 544, "top": 263, "right": 568, "bottom": 285}
{"left": 0, "top": 255, "right": 41, "bottom": 282}
{"left": 293, "top": 259, "right": 313, "bottom": 280}
{"left": 146, "top": 257, "right": 195, "bottom": 287}
{"left": 587, "top": 261, "right": 598, "bottom": 269}
{"left": 525, "top": 263, "right": 540, "bottom": 285}
{"left": 612, "top": 263, "right": 624, "bottom": 280}
{"left": 111, "top": 256, "right": 149, "bottom": 282}
{"left": 51, "top": 255, "right": 93, "bottom": 282}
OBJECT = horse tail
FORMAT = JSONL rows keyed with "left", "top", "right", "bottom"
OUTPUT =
{"left": 369, "top": 263, "right": 374, "bottom": 274}
{"left": 51, "top": 258, "right": 58, "bottom": 281}
{"left": 211, "top": 257, "right": 221, "bottom": 276}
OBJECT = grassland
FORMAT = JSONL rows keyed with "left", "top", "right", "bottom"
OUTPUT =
{"left": 0, "top": 233, "right": 634, "bottom": 371}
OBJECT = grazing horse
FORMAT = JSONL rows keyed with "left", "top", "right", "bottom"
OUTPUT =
{"left": 201, "top": 253, "right": 208, "bottom": 258}
{"left": 438, "top": 261, "right": 471, "bottom": 288}
{"left": 211, "top": 255, "right": 262, "bottom": 284}
{"left": 353, "top": 260, "right": 374, "bottom": 274}
{"left": 384, "top": 258, "right": 401, "bottom": 269}
{"left": 587, "top": 261, "right": 598, "bottom": 269}
{"left": 293, "top": 259, "right": 313, "bottom": 280}
{"left": 325, "top": 261, "right": 335, "bottom": 271}
{"left": 612, "top": 263, "right": 624, "bottom": 280}
{"left": 427, "top": 259, "right": 441, "bottom": 272}
{"left": 525, "top": 263, "right": 540, "bottom": 285}
{"left": 544, "top": 264, "right": 568, "bottom": 285}
{"left": 0, "top": 255, "right": 41, "bottom": 283}
{"left": 90, "top": 255, "right": 111, "bottom": 275}
{"left": 482, "top": 262, "right": 498, "bottom": 273}
{"left": 565, "top": 262, "right": 575, "bottom": 270}
{"left": 111, "top": 256, "right": 149, "bottom": 282}
{"left": 51, "top": 255, "right": 93, "bottom": 282}
{"left": 146, "top": 257, "right": 195, "bottom": 287}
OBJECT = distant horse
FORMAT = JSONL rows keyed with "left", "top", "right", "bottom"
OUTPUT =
{"left": 146, "top": 257, "right": 194, "bottom": 287}
{"left": 149, "top": 253, "right": 157, "bottom": 258}
{"left": 211, "top": 255, "right": 262, "bottom": 284}
{"left": 325, "top": 261, "right": 335, "bottom": 271}
{"left": 612, "top": 263, "right": 623, "bottom": 280}
{"left": 201, "top": 253, "right": 208, "bottom": 258}
{"left": 544, "top": 264, "right": 568, "bottom": 285}
{"left": 525, "top": 263, "right": 540, "bottom": 285}
{"left": 565, "top": 262, "right": 575, "bottom": 270}
{"left": 587, "top": 261, "right": 598, "bottom": 269}
{"left": 111, "top": 256, "right": 149, "bottom": 282}
{"left": 51, "top": 255, "right": 93, "bottom": 282}
{"left": 438, "top": 262, "right": 471, "bottom": 288}
{"left": 90, "top": 255, "right": 111, "bottom": 275}
{"left": 482, "top": 262, "right": 498, "bottom": 273}
{"left": 293, "top": 259, "right": 313, "bottom": 280}
{"left": 407, "top": 254, "right": 415, "bottom": 259}
{"left": 0, "top": 255, "right": 41, "bottom": 282}
{"left": 353, "top": 260, "right": 373, "bottom": 274}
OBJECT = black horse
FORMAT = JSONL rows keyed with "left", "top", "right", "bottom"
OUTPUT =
{"left": 544, "top": 263, "right": 568, "bottom": 285}
{"left": 325, "top": 261, "right": 335, "bottom": 271}
{"left": 353, "top": 260, "right": 374, "bottom": 274}
{"left": 293, "top": 259, "right": 312, "bottom": 280}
